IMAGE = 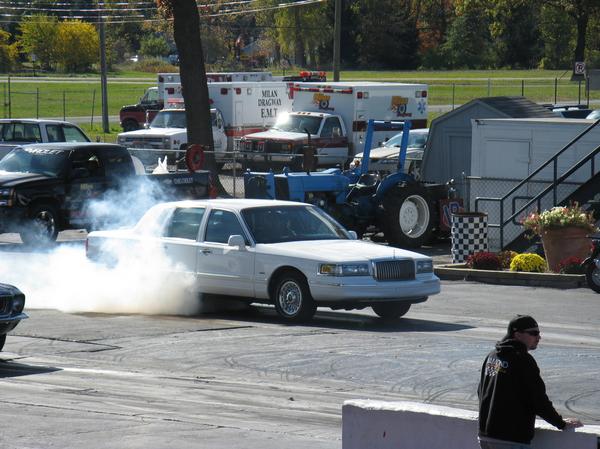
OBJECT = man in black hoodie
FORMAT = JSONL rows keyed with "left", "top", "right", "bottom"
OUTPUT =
{"left": 478, "top": 315, "right": 582, "bottom": 448}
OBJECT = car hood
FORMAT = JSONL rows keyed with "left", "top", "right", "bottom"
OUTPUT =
{"left": 119, "top": 128, "right": 185, "bottom": 138}
{"left": 356, "top": 147, "right": 423, "bottom": 160}
{"left": 0, "top": 170, "right": 55, "bottom": 186}
{"left": 261, "top": 239, "right": 428, "bottom": 262}
{"left": 244, "top": 130, "right": 311, "bottom": 141}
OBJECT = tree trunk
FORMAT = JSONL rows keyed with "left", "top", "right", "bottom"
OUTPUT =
{"left": 573, "top": 11, "right": 588, "bottom": 63}
{"left": 170, "top": 0, "right": 225, "bottom": 193}
{"left": 294, "top": 7, "right": 305, "bottom": 67}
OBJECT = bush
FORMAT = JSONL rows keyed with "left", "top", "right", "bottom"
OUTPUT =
{"left": 509, "top": 253, "right": 547, "bottom": 273}
{"left": 558, "top": 256, "right": 584, "bottom": 274}
{"left": 497, "top": 250, "right": 518, "bottom": 269}
{"left": 135, "top": 58, "right": 177, "bottom": 73}
{"left": 466, "top": 251, "right": 502, "bottom": 270}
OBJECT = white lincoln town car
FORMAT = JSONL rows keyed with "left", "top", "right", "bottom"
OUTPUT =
{"left": 86, "top": 199, "right": 440, "bottom": 322}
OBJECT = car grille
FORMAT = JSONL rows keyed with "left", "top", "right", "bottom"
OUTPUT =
{"left": 0, "top": 295, "right": 10, "bottom": 316}
{"left": 373, "top": 260, "right": 415, "bottom": 281}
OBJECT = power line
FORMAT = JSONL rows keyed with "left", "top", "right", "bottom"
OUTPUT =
{"left": 0, "top": 0, "right": 325, "bottom": 23}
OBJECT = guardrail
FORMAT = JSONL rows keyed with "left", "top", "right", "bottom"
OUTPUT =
{"left": 343, "top": 399, "right": 600, "bottom": 449}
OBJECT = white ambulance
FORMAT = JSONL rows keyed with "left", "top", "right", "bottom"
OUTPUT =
{"left": 118, "top": 81, "right": 293, "bottom": 166}
{"left": 238, "top": 81, "right": 428, "bottom": 168}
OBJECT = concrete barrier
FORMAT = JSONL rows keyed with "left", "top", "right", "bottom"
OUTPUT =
{"left": 342, "top": 400, "right": 600, "bottom": 449}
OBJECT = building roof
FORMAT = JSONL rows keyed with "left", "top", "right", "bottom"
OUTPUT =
{"left": 468, "top": 96, "right": 557, "bottom": 118}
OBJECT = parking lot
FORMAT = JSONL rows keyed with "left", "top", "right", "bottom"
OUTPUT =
{"left": 1, "top": 233, "right": 599, "bottom": 449}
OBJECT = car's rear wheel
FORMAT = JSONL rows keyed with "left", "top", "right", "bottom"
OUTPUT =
{"left": 0, "top": 334, "right": 6, "bottom": 351}
{"left": 372, "top": 302, "right": 412, "bottom": 320}
{"left": 273, "top": 271, "right": 316, "bottom": 322}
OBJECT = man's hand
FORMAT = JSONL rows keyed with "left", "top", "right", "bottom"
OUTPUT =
{"left": 563, "top": 417, "right": 583, "bottom": 429}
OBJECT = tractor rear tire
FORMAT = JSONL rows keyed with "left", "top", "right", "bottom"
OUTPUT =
{"left": 381, "top": 184, "right": 433, "bottom": 248}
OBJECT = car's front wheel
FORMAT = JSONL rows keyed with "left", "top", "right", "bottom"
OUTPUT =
{"left": 372, "top": 302, "right": 412, "bottom": 320}
{"left": 585, "top": 263, "right": 600, "bottom": 293}
{"left": 20, "top": 203, "right": 60, "bottom": 246}
{"left": 273, "top": 271, "right": 316, "bottom": 322}
{"left": 0, "top": 334, "right": 6, "bottom": 351}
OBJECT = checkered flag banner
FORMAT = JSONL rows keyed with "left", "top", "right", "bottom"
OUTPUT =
{"left": 451, "top": 212, "right": 488, "bottom": 264}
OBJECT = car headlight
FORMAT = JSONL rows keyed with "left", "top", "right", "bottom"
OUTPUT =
{"left": 319, "top": 263, "right": 370, "bottom": 276}
{"left": 117, "top": 136, "right": 125, "bottom": 144}
{"left": 163, "top": 137, "right": 171, "bottom": 145}
{"left": 11, "top": 293, "right": 25, "bottom": 313}
{"left": 416, "top": 260, "right": 433, "bottom": 273}
{"left": 0, "top": 187, "right": 14, "bottom": 206}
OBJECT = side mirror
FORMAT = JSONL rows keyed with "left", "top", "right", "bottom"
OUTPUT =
{"left": 348, "top": 230, "right": 358, "bottom": 240}
{"left": 228, "top": 234, "right": 246, "bottom": 248}
{"left": 70, "top": 167, "right": 89, "bottom": 179}
{"left": 332, "top": 126, "right": 341, "bottom": 137}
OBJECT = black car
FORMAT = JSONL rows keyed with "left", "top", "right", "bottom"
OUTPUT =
{"left": 0, "top": 283, "right": 27, "bottom": 352}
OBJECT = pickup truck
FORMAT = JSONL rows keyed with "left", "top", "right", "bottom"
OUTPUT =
{"left": 239, "top": 111, "right": 350, "bottom": 169}
{"left": 0, "top": 118, "right": 91, "bottom": 160}
{"left": 0, "top": 142, "right": 212, "bottom": 245}
{"left": 117, "top": 107, "right": 227, "bottom": 167}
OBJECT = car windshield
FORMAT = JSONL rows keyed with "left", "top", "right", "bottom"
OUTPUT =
{"left": 150, "top": 110, "right": 187, "bottom": 128}
{"left": 587, "top": 110, "right": 600, "bottom": 120}
{"left": 383, "top": 131, "right": 428, "bottom": 148}
{"left": 0, "top": 147, "right": 68, "bottom": 177}
{"left": 150, "top": 110, "right": 218, "bottom": 128}
{"left": 242, "top": 205, "right": 349, "bottom": 243}
{"left": 271, "top": 114, "right": 322, "bottom": 134}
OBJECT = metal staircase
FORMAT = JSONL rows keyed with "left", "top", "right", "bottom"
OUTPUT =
{"left": 474, "top": 120, "right": 600, "bottom": 252}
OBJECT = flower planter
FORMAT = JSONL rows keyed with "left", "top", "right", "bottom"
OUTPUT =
{"left": 541, "top": 227, "right": 590, "bottom": 273}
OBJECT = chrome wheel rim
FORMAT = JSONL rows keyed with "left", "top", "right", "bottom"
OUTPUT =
{"left": 592, "top": 268, "right": 600, "bottom": 287}
{"left": 398, "top": 195, "right": 429, "bottom": 238}
{"left": 278, "top": 280, "right": 302, "bottom": 316}
{"left": 33, "top": 210, "right": 56, "bottom": 239}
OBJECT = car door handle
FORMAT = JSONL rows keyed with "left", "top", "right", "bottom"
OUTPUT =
{"left": 201, "top": 249, "right": 212, "bottom": 254}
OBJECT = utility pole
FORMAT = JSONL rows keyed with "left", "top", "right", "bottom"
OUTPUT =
{"left": 333, "top": 0, "right": 341, "bottom": 81}
{"left": 99, "top": 5, "right": 109, "bottom": 133}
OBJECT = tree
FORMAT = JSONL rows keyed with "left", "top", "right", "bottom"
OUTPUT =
{"left": 156, "top": 0, "right": 222, "bottom": 190}
{"left": 0, "top": 30, "right": 18, "bottom": 72}
{"left": 18, "top": 14, "right": 59, "bottom": 70}
{"left": 350, "top": 0, "right": 420, "bottom": 69}
{"left": 55, "top": 21, "right": 99, "bottom": 73}
{"left": 140, "top": 35, "right": 171, "bottom": 58}
{"left": 539, "top": 4, "right": 574, "bottom": 68}
{"left": 441, "top": 1, "right": 493, "bottom": 69}
{"left": 487, "top": 0, "right": 543, "bottom": 68}
{"left": 542, "top": 0, "right": 600, "bottom": 64}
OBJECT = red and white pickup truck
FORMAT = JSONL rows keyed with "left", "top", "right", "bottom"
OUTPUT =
{"left": 238, "top": 81, "right": 428, "bottom": 169}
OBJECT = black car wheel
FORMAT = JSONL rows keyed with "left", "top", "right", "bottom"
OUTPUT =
{"left": 0, "top": 334, "right": 6, "bottom": 351}
{"left": 20, "top": 203, "right": 60, "bottom": 246}
{"left": 585, "top": 264, "right": 600, "bottom": 293}
{"left": 273, "top": 271, "right": 316, "bottom": 322}
{"left": 372, "top": 302, "right": 412, "bottom": 320}
{"left": 122, "top": 119, "right": 139, "bottom": 132}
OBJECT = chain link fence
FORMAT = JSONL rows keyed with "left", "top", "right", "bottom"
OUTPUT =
{"left": 1, "top": 77, "right": 596, "bottom": 123}
{"left": 465, "top": 170, "right": 593, "bottom": 251}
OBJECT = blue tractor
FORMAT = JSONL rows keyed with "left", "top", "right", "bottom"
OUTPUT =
{"left": 243, "top": 120, "right": 460, "bottom": 248}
